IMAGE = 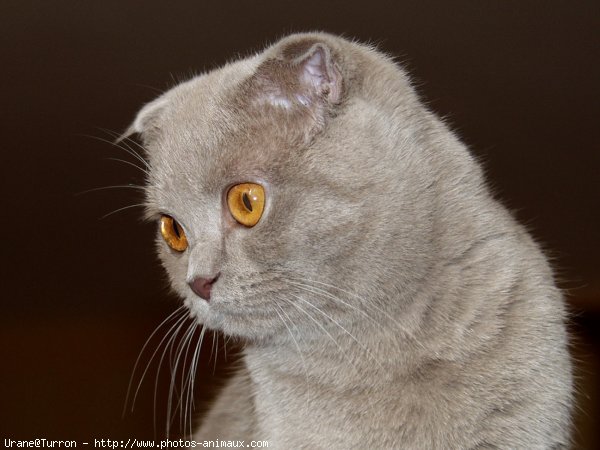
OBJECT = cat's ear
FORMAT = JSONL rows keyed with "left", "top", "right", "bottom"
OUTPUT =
{"left": 251, "top": 39, "right": 343, "bottom": 113}
{"left": 117, "top": 95, "right": 170, "bottom": 143}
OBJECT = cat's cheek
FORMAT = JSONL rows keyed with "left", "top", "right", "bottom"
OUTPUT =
{"left": 156, "top": 239, "right": 190, "bottom": 296}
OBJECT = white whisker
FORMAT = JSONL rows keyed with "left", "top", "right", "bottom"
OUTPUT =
{"left": 76, "top": 184, "right": 145, "bottom": 196}
{"left": 93, "top": 129, "right": 151, "bottom": 170}
{"left": 280, "top": 295, "right": 361, "bottom": 377}
{"left": 182, "top": 324, "right": 200, "bottom": 436}
{"left": 83, "top": 133, "right": 151, "bottom": 176}
{"left": 99, "top": 127, "right": 151, "bottom": 167}
{"left": 166, "top": 320, "right": 197, "bottom": 437}
{"left": 280, "top": 270, "right": 424, "bottom": 348}
{"left": 187, "top": 326, "right": 207, "bottom": 437}
{"left": 124, "top": 306, "right": 188, "bottom": 415}
{"left": 280, "top": 295, "right": 379, "bottom": 418}
{"left": 289, "top": 292, "right": 385, "bottom": 371}
{"left": 154, "top": 316, "right": 190, "bottom": 437}
{"left": 105, "top": 157, "right": 149, "bottom": 176}
{"left": 284, "top": 278, "right": 376, "bottom": 324}
{"left": 100, "top": 203, "right": 146, "bottom": 220}
{"left": 273, "top": 303, "right": 311, "bottom": 408}
{"left": 213, "top": 332, "right": 220, "bottom": 375}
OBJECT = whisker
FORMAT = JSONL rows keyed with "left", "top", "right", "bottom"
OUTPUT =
{"left": 76, "top": 184, "right": 145, "bottom": 196}
{"left": 99, "top": 127, "right": 151, "bottom": 165}
{"left": 187, "top": 325, "right": 207, "bottom": 437}
{"left": 82, "top": 133, "right": 151, "bottom": 175}
{"left": 280, "top": 295, "right": 361, "bottom": 377}
{"left": 289, "top": 292, "right": 385, "bottom": 371}
{"left": 213, "top": 331, "right": 219, "bottom": 375}
{"left": 292, "top": 275, "right": 400, "bottom": 325}
{"left": 166, "top": 320, "right": 197, "bottom": 438}
{"left": 105, "top": 157, "right": 149, "bottom": 176}
{"left": 283, "top": 278, "right": 377, "bottom": 324}
{"left": 124, "top": 305, "right": 188, "bottom": 415}
{"left": 224, "top": 333, "right": 234, "bottom": 348}
{"left": 181, "top": 323, "right": 200, "bottom": 435}
{"left": 274, "top": 298, "right": 309, "bottom": 351}
{"left": 130, "top": 82, "right": 163, "bottom": 94}
{"left": 153, "top": 316, "right": 190, "bottom": 437}
{"left": 169, "top": 323, "right": 204, "bottom": 438}
{"left": 100, "top": 203, "right": 146, "bottom": 220}
{"left": 282, "top": 295, "right": 379, "bottom": 417}
{"left": 281, "top": 270, "right": 423, "bottom": 348}
{"left": 169, "top": 317, "right": 195, "bottom": 376}
{"left": 209, "top": 330, "right": 217, "bottom": 375}
{"left": 284, "top": 275, "right": 415, "bottom": 348}
{"left": 171, "top": 321, "right": 197, "bottom": 419}
{"left": 93, "top": 129, "right": 151, "bottom": 170}
{"left": 273, "top": 303, "right": 311, "bottom": 408}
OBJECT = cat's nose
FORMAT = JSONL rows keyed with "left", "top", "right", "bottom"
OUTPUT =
{"left": 188, "top": 274, "right": 220, "bottom": 301}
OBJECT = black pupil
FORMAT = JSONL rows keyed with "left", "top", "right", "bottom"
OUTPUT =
{"left": 172, "top": 220, "right": 181, "bottom": 238}
{"left": 242, "top": 192, "right": 253, "bottom": 212}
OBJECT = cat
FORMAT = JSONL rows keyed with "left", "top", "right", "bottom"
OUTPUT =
{"left": 122, "top": 32, "right": 573, "bottom": 448}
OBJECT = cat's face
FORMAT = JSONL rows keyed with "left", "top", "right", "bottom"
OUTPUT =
{"left": 126, "top": 34, "right": 436, "bottom": 340}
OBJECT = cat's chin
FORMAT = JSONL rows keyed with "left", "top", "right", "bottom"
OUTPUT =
{"left": 183, "top": 296, "right": 281, "bottom": 341}
{"left": 183, "top": 296, "right": 224, "bottom": 330}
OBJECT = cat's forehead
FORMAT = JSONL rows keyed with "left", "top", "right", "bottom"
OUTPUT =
{"left": 159, "top": 59, "right": 259, "bottom": 154}
{"left": 145, "top": 57, "right": 301, "bottom": 204}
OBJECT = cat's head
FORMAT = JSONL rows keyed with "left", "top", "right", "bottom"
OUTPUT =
{"left": 123, "top": 33, "right": 443, "bottom": 340}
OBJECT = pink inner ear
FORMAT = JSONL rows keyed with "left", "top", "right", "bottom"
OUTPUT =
{"left": 252, "top": 44, "right": 341, "bottom": 109}
{"left": 299, "top": 46, "right": 341, "bottom": 104}
{"left": 301, "top": 50, "right": 328, "bottom": 89}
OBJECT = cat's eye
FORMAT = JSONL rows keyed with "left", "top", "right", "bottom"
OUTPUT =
{"left": 160, "top": 215, "right": 188, "bottom": 252}
{"left": 227, "top": 183, "right": 265, "bottom": 227}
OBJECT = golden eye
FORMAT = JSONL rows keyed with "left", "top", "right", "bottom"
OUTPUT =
{"left": 160, "top": 215, "right": 188, "bottom": 252}
{"left": 227, "top": 183, "right": 265, "bottom": 227}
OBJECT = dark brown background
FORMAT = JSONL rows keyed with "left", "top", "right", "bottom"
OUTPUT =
{"left": 1, "top": 1, "right": 598, "bottom": 448}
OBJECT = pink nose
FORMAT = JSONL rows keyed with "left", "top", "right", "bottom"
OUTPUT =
{"left": 188, "top": 274, "right": 219, "bottom": 301}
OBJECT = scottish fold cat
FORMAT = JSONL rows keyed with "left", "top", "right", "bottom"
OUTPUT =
{"left": 123, "top": 33, "right": 572, "bottom": 448}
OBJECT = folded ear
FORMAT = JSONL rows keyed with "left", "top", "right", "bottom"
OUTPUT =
{"left": 117, "top": 94, "right": 170, "bottom": 143}
{"left": 251, "top": 39, "right": 343, "bottom": 113}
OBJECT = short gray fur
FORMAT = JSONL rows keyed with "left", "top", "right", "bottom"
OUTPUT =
{"left": 124, "top": 33, "right": 573, "bottom": 449}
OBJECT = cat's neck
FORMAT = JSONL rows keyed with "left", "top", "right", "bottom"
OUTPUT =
{"left": 243, "top": 317, "right": 424, "bottom": 390}
{"left": 240, "top": 318, "right": 438, "bottom": 447}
